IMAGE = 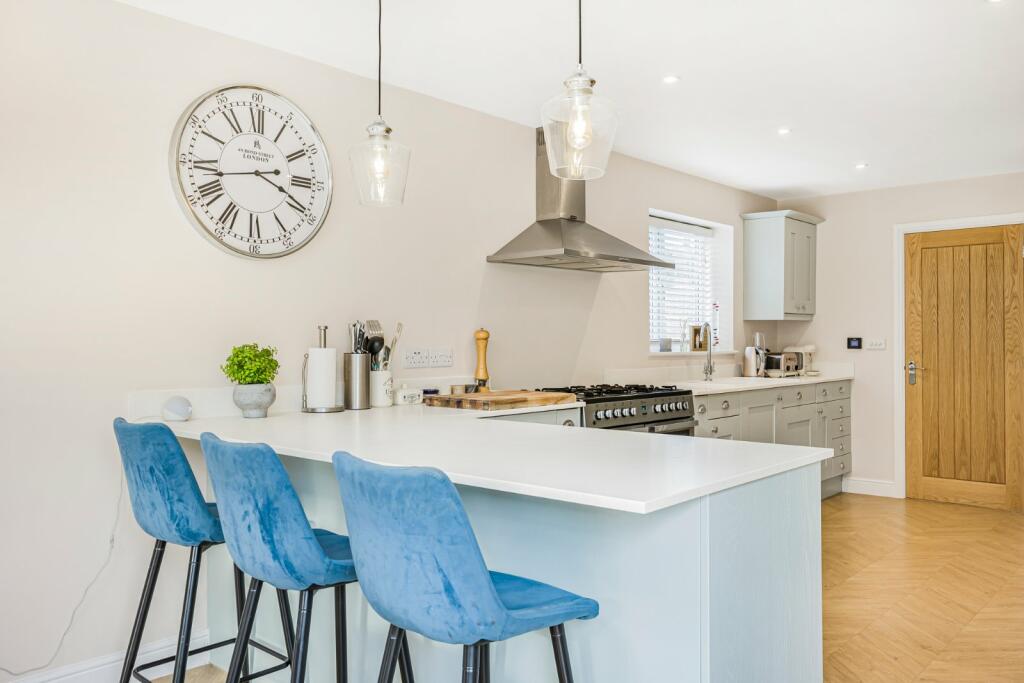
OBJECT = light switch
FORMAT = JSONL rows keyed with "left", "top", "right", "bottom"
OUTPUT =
{"left": 865, "top": 338, "right": 887, "bottom": 350}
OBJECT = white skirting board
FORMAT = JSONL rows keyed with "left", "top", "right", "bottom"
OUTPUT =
{"left": 842, "top": 476, "right": 904, "bottom": 498}
{"left": 13, "top": 631, "right": 209, "bottom": 683}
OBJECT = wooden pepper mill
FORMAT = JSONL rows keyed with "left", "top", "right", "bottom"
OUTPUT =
{"left": 474, "top": 328, "right": 490, "bottom": 392}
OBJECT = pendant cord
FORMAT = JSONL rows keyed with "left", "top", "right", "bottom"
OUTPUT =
{"left": 377, "top": 0, "right": 383, "bottom": 117}
{"left": 577, "top": 0, "right": 582, "bottom": 67}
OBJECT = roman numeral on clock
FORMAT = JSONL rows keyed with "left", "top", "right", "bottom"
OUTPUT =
{"left": 193, "top": 159, "right": 218, "bottom": 173}
{"left": 201, "top": 130, "right": 225, "bottom": 146}
{"left": 223, "top": 109, "right": 243, "bottom": 135}
{"left": 273, "top": 122, "right": 287, "bottom": 143}
{"left": 286, "top": 194, "right": 307, "bottom": 213}
{"left": 249, "top": 108, "right": 264, "bottom": 135}
{"left": 273, "top": 213, "right": 288, "bottom": 235}
{"left": 197, "top": 178, "right": 223, "bottom": 203}
{"left": 249, "top": 213, "right": 261, "bottom": 239}
{"left": 218, "top": 201, "right": 240, "bottom": 229}
{"left": 286, "top": 149, "right": 306, "bottom": 162}
{"left": 291, "top": 175, "right": 312, "bottom": 189}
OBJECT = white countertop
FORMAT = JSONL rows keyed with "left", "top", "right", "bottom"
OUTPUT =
{"left": 164, "top": 402, "right": 830, "bottom": 515}
{"left": 676, "top": 372, "right": 854, "bottom": 396}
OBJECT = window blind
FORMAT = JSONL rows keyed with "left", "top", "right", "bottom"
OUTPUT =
{"left": 648, "top": 219, "right": 714, "bottom": 344}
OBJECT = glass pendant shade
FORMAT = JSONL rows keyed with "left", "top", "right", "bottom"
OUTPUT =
{"left": 349, "top": 117, "right": 410, "bottom": 207}
{"left": 541, "top": 67, "right": 617, "bottom": 180}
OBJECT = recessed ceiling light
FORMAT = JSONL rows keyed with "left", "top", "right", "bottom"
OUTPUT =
{"left": 777, "top": 127, "right": 792, "bottom": 136}
{"left": 662, "top": 75, "right": 680, "bottom": 85}
{"left": 854, "top": 162, "right": 869, "bottom": 170}
{"left": 987, "top": 0, "right": 1004, "bottom": 4}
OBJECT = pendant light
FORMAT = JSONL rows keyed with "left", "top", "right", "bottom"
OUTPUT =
{"left": 541, "top": 0, "right": 617, "bottom": 181}
{"left": 350, "top": 0, "right": 410, "bottom": 207}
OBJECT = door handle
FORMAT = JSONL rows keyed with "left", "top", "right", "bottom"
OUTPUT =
{"left": 907, "top": 360, "right": 923, "bottom": 386}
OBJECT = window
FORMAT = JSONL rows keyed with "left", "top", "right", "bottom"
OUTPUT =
{"left": 648, "top": 213, "right": 732, "bottom": 353}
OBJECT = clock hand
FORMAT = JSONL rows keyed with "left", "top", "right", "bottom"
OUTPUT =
{"left": 211, "top": 169, "right": 282, "bottom": 177}
{"left": 257, "top": 172, "right": 307, "bottom": 211}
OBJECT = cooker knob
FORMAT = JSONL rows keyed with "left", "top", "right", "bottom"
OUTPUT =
{"left": 629, "top": 407, "right": 638, "bottom": 417}
{"left": 595, "top": 410, "right": 605, "bottom": 420}
{"left": 613, "top": 408, "right": 622, "bottom": 418}
{"left": 654, "top": 404, "right": 662, "bottom": 413}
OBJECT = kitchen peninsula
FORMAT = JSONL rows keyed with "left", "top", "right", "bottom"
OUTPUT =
{"left": 165, "top": 403, "right": 829, "bottom": 682}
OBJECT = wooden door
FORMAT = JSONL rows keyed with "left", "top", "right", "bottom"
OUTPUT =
{"left": 905, "top": 225, "right": 1024, "bottom": 510}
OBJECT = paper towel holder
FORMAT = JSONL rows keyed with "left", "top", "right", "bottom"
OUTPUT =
{"left": 302, "top": 325, "right": 345, "bottom": 413}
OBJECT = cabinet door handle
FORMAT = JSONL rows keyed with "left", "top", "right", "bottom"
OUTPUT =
{"left": 721, "top": 400, "right": 730, "bottom": 410}
{"left": 711, "top": 426, "right": 719, "bottom": 434}
{"left": 838, "top": 424, "right": 844, "bottom": 432}
{"left": 839, "top": 406, "right": 844, "bottom": 414}
{"left": 838, "top": 461, "right": 846, "bottom": 471}
{"left": 777, "top": 394, "right": 783, "bottom": 402}
{"left": 817, "top": 408, "right": 824, "bottom": 415}
{"left": 698, "top": 405, "right": 706, "bottom": 415}
{"left": 562, "top": 420, "right": 576, "bottom": 427}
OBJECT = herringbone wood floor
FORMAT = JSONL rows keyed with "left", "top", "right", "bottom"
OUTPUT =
{"left": 824, "top": 493, "right": 1024, "bottom": 682}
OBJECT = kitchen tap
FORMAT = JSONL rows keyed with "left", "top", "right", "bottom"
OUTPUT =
{"left": 702, "top": 322, "right": 715, "bottom": 381}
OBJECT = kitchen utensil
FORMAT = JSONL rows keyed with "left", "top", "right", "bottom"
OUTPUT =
{"left": 303, "top": 325, "right": 344, "bottom": 413}
{"left": 366, "top": 335, "right": 385, "bottom": 357}
{"left": 366, "top": 319, "right": 383, "bottom": 338}
{"left": 369, "top": 370, "right": 393, "bottom": 407}
{"left": 474, "top": 328, "right": 490, "bottom": 391}
{"left": 343, "top": 352, "right": 371, "bottom": 409}
{"left": 424, "top": 390, "right": 577, "bottom": 411}
{"left": 383, "top": 322, "right": 403, "bottom": 370}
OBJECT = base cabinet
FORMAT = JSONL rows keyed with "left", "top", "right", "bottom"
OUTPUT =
{"left": 696, "top": 379, "right": 853, "bottom": 498}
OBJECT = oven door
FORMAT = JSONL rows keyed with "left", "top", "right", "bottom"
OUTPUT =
{"left": 613, "top": 418, "right": 697, "bottom": 436}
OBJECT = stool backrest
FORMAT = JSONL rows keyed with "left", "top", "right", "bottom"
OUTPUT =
{"left": 112, "top": 418, "right": 221, "bottom": 546}
{"left": 332, "top": 451, "right": 507, "bottom": 644}
{"left": 200, "top": 433, "right": 331, "bottom": 590}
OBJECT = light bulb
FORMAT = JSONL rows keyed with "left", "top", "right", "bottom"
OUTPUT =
{"left": 371, "top": 142, "right": 390, "bottom": 180}
{"left": 567, "top": 98, "right": 593, "bottom": 151}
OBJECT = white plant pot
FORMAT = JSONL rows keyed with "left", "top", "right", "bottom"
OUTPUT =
{"left": 233, "top": 383, "right": 276, "bottom": 418}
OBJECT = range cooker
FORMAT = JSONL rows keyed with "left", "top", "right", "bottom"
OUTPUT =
{"left": 540, "top": 384, "right": 696, "bottom": 434}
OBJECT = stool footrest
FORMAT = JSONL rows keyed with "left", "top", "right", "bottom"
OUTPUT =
{"left": 131, "top": 636, "right": 289, "bottom": 682}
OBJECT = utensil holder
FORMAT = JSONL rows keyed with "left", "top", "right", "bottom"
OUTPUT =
{"left": 343, "top": 353, "right": 371, "bottom": 410}
{"left": 369, "top": 370, "right": 393, "bottom": 408}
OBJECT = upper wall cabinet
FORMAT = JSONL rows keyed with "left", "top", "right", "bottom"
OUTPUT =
{"left": 741, "top": 210, "right": 824, "bottom": 321}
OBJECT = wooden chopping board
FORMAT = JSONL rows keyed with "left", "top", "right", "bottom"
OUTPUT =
{"left": 424, "top": 390, "right": 577, "bottom": 411}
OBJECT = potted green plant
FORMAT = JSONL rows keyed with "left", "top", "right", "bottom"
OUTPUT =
{"left": 222, "top": 343, "right": 280, "bottom": 418}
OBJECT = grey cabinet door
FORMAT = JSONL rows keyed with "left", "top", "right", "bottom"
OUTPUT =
{"left": 776, "top": 404, "right": 817, "bottom": 446}
{"left": 784, "top": 219, "right": 817, "bottom": 315}
{"left": 739, "top": 391, "right": 779, "bottom": 443}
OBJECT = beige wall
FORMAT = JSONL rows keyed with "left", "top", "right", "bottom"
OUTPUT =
{"left": 0, "top": 0, "right": 774, "bottom": 675}
{"left": 780, "top": 172, "right": 1024, "bottom": 490}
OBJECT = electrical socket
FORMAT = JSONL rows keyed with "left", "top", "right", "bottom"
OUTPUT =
{"left": 429, "top": 347, "right": 453, "bottom": 368}
{"left": 403, "top": 347, "right": 429, "bottom": 369}
{"left": 865, "top": 338, "right": 887, "bottom": 350}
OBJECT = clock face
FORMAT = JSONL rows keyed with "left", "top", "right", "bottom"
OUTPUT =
{"left": 171, "top": 85, "right": 332, "bottom": 258}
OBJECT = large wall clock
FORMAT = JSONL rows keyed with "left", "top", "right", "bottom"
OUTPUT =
{"left": 171, "top": 85, "right": 332, "bottom": 258}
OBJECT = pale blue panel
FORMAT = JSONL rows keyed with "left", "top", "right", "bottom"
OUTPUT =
{"left": 707, "top": 464, "right": 823, "bottom": 682}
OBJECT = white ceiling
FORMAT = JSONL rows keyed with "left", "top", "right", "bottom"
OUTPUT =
{"left": 119, "top": 0, "right": 1024, "bottom": 199}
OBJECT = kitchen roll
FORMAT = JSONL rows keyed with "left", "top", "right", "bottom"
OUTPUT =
{"left": 305, "top": 347, "right": 339, "bottom": 409}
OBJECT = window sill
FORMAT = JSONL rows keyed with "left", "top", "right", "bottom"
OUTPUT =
{"left": 648, "top": 350, "right": 740, "bottom": 359}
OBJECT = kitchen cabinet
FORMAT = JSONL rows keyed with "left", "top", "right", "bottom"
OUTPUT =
{"left": 739, "top": 390, "right": 780, "bottom": 443}
{"left": 776, "top": 404, "right": 818, "bottom": 447}
{"left": 486, "top": 407, "right": 583, "bottom": 427}
{"left": 695, "top": 415, "right": 741, "bottom": 440}
{"left": 741, "top": 210, "right": 824, "bottom": 321}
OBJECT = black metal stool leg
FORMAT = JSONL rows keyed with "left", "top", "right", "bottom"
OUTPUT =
{"left": 290, "top": 588, "right": 316, "bottom": 683}
{"left": 478, "top": 642, "right": 489, "bottom": 683}
{"left": 277, "top": 589, "right": 296, "bottom": 662}
{"left": 234, "top": 565, "right": 250, "bottom": 679}
{"left": 226, "top": 578, "right": 263, "bottom": 683}
{"left": 397, "top": 631, "right": 415, "bottom": 683}
{"left": 171, "top": 543, "right": 206, "bottom": 683}
{"left": 461, "top": 643, "right": 479, "bottom": 683}
{"left": 334, "top": 584, "right": 348, "bottom": 683}
{"left": 376, "top": 625, "right": 402, "bottom": 683}
{"left": 119, "top": 540, "right": 166, "bottom": 683}
{"left": 549, "top": 624, "right": 574, "bottom": 683}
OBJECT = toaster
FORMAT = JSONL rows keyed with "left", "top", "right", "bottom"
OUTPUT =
{"left": 764, "top": 352, "right": 801, "bottom": 378}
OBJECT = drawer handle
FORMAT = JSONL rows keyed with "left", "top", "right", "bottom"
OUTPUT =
{"left": 817, "top": 408, "right": 824, "bottom": 415}
{"left": 839, "top": 424, "right": 844, "bottom": 432}
{"left": 796, "top": 391, "right": 802, "bottom": 400}
{"left": 839, "top": 406, "right": 844, "bottom": 414}
{"left": 711, "top": 426, "right": 719, "bottom": 434}
{"left": 777, "top": 394, "right": 783, "bottom": 401}
{"left": 839, "top": 386, "right": 845, "bottom": 393}
{"left": 698, "top": 405, "right": 706, "bottom": 415}
{"left": 838, "top": 462, "right": 846, "bottom": 470}
{"left": 562, "top": 419, "right": 576, "bottom": 427}
{"left": 822, "top": 389, "right": 828, "bottom": 397}
{"left": 722, "top": 400, "right": 730, "bottom": 410}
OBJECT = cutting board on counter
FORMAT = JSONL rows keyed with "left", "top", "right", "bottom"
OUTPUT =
{"left": 424, "top": 390, "right": 577, "bottom": 411}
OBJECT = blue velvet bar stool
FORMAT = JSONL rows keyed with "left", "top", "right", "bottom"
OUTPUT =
{"left": 112, "top": 419, "right": 292, "bottom": 683}
{"left": 331, "top": 451, "right": 600, "bottom": 683}
{"left": 200, "top": 433, "right": 414, "bottom": 683}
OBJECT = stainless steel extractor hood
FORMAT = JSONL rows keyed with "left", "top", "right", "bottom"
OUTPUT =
{"left": 487, "top": 129, "right": 674, "bottom": 273}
